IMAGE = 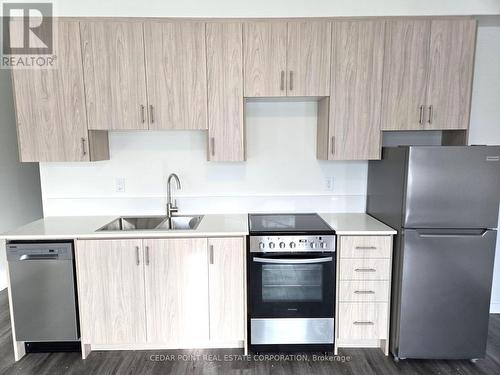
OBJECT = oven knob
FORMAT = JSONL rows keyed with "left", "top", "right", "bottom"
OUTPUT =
{"left": 320, "top": 242, "right": 327, "bottom": 249}
{"left": 269, "top": 242, "right": 275, "bottom": 249}
{"left": 289, "top": 242, "right": 296, "bottom": 248}
{"left": 279, "top": 242, "right": 286, "bottom": 249}
{"left": 259, "top": 242, "right": 265, "bottom": 250}
{"left": 310, "top": 242, "right": 317, "bottom": 249}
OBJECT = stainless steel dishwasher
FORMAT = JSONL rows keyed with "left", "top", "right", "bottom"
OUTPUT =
{"left": 7, "top": 242, "right": 79, "bottom": 345}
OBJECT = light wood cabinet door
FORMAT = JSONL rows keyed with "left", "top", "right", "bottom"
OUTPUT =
{"left": 381, "top": 20, "right": 431, "bottom": 130}
{"left": 286, "top": 21, "right": 331, "bottom": 97}
{"left": 144, "top": 21, "right": 208, "bottom": 130}
{"left": 329, "top": 21, "right": 385, "bottom": 160}
{"left": 76, "top": 240, "right": 146, "bottom": 344}
{"left": 243, "top": 22, "right": 287, "bottom": 97}
{"left": 208, "top": 238, "right": 245, "bottom": 342}
{"left": 81, "top": 21, "right": 148, "bottom": 130}
{"left": 144, "top": 239, "right": 209, "bottom": 344}
{"left": 426, "top": 19, "right": 476, "bottom": 130}
{"left": 11, "top": 21, "right": 90, "bottom": 162}
{"left": 206, "top": 22, "right": 245, "bottom": 161}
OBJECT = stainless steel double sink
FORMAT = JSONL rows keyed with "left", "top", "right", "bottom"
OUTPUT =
{"left": 97, "top": 215, "right": 204, "bottom": 232}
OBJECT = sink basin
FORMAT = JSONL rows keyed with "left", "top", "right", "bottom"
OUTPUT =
{"left": 156, "top": 215, "right": 204, "bottom": 230}
{"left": 97, "top": 215, "right": 204, "bottom": 232}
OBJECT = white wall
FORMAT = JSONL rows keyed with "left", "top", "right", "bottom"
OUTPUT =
{"left": 40, "top": 101, "right": 367, "bottom": 215}
{"left": 0, "top": 69, "right": 43, "bottom": 290}
{"left": 49, "top": 0, "right": 500, "bottom": 17}
{"left": 469, "top": 16, "right": 500, "bottom": 313}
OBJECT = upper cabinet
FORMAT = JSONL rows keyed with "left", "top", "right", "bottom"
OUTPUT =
{"left": 243, "top": 21, "right": 331, "bottom": 97}
{"left": 10, "top": 17, "right": 478, "bottom": 163}
{"left": 144, "top": 22, "right": 208, "bottom": 130}
{"left": 320, "top": 21, "right": 385, "bottom": 160}
{"left": 243, "top": 22, "right": 287, "bottom": 97}
{"left": 287, "top": 21, "right": 332, "bottom": 97}
{"left": 81, "top": 21, "right": 149, "bottom": 130}
{"left": 381, "top": 20, "right": 430, "bottom": 131}
{"left": 206, "top": 22, "right": 245, "bottom": 162}
{"left": 11, "top": 21, "right": 108, "bottom": 162}
{"left": 425, "top": 20, "right": 477, "bottom": 130}
{"left": 382, "top": 19, "right": 476, "bottom": 131}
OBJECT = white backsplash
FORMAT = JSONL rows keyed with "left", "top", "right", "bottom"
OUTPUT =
{"left": 40, "top": 101, "right": 368, "bottom": 216}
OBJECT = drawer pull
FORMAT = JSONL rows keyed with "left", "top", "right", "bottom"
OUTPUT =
{"left": 354, "top": 290, "right": 375, "bottom": 294}
{"left": 355, "top": 268, "right": 376, "bottom": 272}
{"left": 355, "top": 246, "right": 377, "bottom": 250}
{"left": 353, "top": 321, "right": 375, "bottom": 326}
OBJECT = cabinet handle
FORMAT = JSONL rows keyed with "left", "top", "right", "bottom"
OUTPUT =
{"left": 419, "top": 105, "right": 424, "bottom": 125}
{"left": 331, "top": 136, "right": 335, "bottom": 157}
{"left": 354, "top": 290, "right": 376, "bottom": 294}
{"left": 145, "top": 246, "right": 150, "bottom": 266}
{"left": 209, "top": 245, "right": 214, "bottom": 265}
{"left": 210, "top": 137, "right": 215, "bottom": 156}
{"left": 135, "top": 246, "right": 140, "bottom": 266}
{"left": 353, "top": 321, "right": 375, "bottom": 325}
{"left": 427, "top": 105, "right": 433, "bottom": 124}
{"left": 354, "top": 268, "right": 376, "bottom": 272}
{"left": 280, "top": 71, "right": 285, "bottom": 91}
{"left": 289, "top": 71, "right": 293, "bottom": 91}
{"left": 81, "top": 138, "right": 87, "bottom": 157}
{"left": 140, "top": 105, "right": 145, "bottom": 123}
{"left": 355, "top": 246, "right": 377, "bottom": 250}
{"left": 149, "top": 105, "right": 154, "bottom": 124}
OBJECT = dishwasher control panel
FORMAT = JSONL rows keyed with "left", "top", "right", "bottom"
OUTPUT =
{"left": 7, "top": 242, "right": 73, "bottom": 261}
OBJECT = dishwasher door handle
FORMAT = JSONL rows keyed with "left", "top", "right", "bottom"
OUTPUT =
{"left": 19, "top": 254, "right": 60, "bottom": 261}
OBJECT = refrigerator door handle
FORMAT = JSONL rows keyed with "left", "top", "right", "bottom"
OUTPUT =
{"left": 416, "top": 229, "right": 489, "bottom": 238}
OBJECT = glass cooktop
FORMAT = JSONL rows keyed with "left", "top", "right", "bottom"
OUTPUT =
{"left": 248, "top": 213, "right": 334, "bottom": 235}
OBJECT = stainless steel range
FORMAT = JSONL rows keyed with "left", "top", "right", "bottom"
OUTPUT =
{"left": 247, "top": 213, "right": 336, "bottom": 352}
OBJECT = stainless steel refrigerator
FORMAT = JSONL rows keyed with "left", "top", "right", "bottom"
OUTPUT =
{"left": 367, "top": 146, "right": 500, "bottom": 360}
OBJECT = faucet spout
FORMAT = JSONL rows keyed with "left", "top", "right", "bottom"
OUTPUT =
{"left": 166, "top": 173, "right": 181, "bottom": 218}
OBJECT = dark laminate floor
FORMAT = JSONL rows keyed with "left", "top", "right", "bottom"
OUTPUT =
{"left": 0, "top": 289, "right": 499, "bottom": 375}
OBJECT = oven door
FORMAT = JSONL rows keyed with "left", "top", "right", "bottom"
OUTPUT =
{"left": 249, "top": 252, "right": 335, "bottom": 318}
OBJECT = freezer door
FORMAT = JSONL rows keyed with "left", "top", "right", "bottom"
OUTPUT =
{"left": 405, "top": 146, "right": 500, "bottom": 229}
{"left": 397, "top": 229, "right": 496, "bottom": 359}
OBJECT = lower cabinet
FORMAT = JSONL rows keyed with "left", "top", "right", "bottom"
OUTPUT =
{"left": 208, "top": 238, "right": 246, "bottom": 341}
{"left": 144, "top": 238, "right": 209, "bottom": 344}
{"left": 75, "top": 237, "right": 245, "bottom": 351}
{"left": 336, "top": 235, "right": 393, "bottom": 355}
{"left": 75, "top": 239, "right": 147, "bottom": 344}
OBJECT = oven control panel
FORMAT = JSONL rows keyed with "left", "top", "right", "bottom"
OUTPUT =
{"left": 249, "top": 235, "right": 336, "bottom": 253}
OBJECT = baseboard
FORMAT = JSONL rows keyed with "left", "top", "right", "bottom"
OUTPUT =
{"left": 335, "top": 339, "right": 382, "bottom": 348}
{"left": 490, "top": 303, "right": 500, "bottom": 314}
{"left": 89, "top": 341, "right": 244, "bottom": 351}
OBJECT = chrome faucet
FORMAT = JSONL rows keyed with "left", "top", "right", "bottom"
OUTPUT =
{"left": 166, "top": 173, "right": 181, "bottom": 218}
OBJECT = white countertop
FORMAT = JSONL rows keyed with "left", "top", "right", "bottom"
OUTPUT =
{"left": 1, "top": 213, "right": 396, "bottom": 240}
{"left": 0, "top": 214, "right": 249, "bottom": 240}
{"left": 319, "top": 213, "right": 397, "bottom": 235}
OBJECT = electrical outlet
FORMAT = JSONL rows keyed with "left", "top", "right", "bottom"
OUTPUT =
{"left": 325, "top": 176, "right": 334, "bottom": 191}
{"left": 115, "top": 177, "right": 126, "bottom": 193}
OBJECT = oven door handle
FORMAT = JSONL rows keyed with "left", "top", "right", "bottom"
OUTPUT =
{"left": 252, "top": 256, "right": 333, "bottom": 264}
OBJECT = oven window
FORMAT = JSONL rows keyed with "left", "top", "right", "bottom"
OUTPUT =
{"left": 261, "top": 264, "right": 323, "bottom": 302}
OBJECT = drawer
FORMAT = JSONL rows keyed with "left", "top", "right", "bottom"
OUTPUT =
{"left": 340, "top": 236, "right": 392, "bottom": 258}
{"left": 339, "top": 259, "right": 391, "bottom": 280}
{"left": 338, "top": 302, "right": 388, "bottom": 340}
{"left": 338, "top": 280, "right": 390, "bottom": 302}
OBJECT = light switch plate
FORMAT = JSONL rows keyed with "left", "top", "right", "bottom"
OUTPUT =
{"left": 115, "top": 177, "right": 126, "bottom": 193}
{"left": 325, "top": 176, "right": 334, "bottom": 191}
